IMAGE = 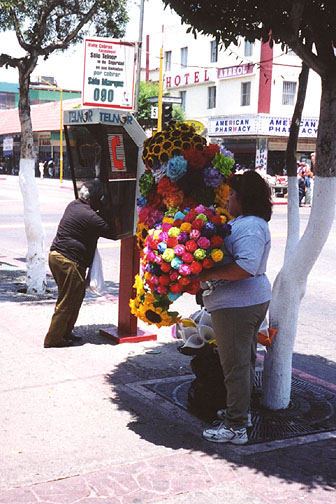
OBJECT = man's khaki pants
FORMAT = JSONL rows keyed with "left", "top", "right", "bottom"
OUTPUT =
{"left": 211, "top": 301, "right": 269, "bottom": 429}
{"left": 44, "top": 251, "right": 86, "bottom": 346}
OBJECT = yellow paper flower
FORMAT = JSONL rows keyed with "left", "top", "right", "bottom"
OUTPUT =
{"left": 211, "top": 249, "right": 224, "bottom": 262}
{"left": 168, "top": 226, "right": 180, "bottom": 237}
{"left": 180, "top": 222, "right": 192, "bottom": 233}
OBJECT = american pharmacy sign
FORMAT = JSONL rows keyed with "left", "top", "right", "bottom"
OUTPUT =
{"left": 208, "top": 114, "right": 319, "bottom": 138}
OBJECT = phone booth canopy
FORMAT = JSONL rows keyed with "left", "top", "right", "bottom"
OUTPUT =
{"left": 64, "top": 108, "right": 146, "bottom": 240}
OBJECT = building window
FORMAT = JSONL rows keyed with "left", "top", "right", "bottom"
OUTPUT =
{"left": 282, "top": 81, "right": 297, "bottom": 105}
{"left": 241, "top": 82, "right": 251, "bottom": 106}
{"left": 208, "top": 86, "right": 216, "bottom": 109}
{"left": 180, "top": 90, "right": 186, "bottom": 111}
{"left": 210, "top": 40, "right": 218, "bottom": 63}
{"left": 181, "top": 47, "right": 188, "bottom": 68}
{"left": 165, "top": 51, "right": 172, "bottom": 72}
{"left": 244, "top": 40, "right": 253, "bottom": 57}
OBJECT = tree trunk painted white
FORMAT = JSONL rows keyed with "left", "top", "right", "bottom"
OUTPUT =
{"left": 19, "top": 158, "right": 46, "bottom": 294}
{"left": 262, "top": 70, "right": 336, "bottom": 410}
{"left": 17, "top": 60, "right": 46, "bottom": 295}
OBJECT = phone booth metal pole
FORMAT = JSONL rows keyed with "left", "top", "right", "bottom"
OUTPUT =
{"left": 64, "top": 108, "right": 157, "bottom": 344}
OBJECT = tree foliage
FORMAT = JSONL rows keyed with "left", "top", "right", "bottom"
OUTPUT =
{"left": 0, "top": 0, "right": 128, "bottom": 68}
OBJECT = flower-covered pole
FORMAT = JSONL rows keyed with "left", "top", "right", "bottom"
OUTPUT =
{"left": 130, "top": 122, "right": 235, "bottom": 328}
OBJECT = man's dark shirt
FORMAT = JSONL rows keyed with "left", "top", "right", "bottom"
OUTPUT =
{"left": 51, "top": 199, "right": 114, "bottom": 267}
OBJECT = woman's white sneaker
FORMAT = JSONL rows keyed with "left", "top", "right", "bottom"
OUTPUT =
{"left": 203, "top": 422, "right": 248, "bottom": 444}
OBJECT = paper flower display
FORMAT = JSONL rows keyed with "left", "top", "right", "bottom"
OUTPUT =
{"left": 130, "top": 121, "right": 235, "bottom": 327}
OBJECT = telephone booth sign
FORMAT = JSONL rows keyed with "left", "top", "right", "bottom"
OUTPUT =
{"left": 63, "top": 107, "right": 146, "bottom": 240}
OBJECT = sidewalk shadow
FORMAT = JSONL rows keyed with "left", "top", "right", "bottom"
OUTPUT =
{"left": 0, "top": 264, "right": 119, "bottom": 305}
{"left": 105, "top": 342, "right": 336, "bottom": 492}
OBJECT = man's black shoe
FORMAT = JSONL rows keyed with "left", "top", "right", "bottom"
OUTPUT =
{"left": 44, "top": 340, "right": 74, "bottom": 348}
{"left": 65, "top": 333, "right": 82, "bottom": 342}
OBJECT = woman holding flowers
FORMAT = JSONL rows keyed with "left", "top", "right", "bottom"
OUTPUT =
{"left": 199, "top": 170, "right": 273, "bottom": 445}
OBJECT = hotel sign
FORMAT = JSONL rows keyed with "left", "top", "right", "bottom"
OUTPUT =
{"left": 164, "top": 68, "right": 216, "bottom": 89}
{"left": 217, "top": 63, "right": 254, "bottom": 79}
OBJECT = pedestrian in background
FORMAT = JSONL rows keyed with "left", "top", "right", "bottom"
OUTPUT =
{"left": 305, "top": 171, "right": 313, "bottom": 206}
{"left": 38, "top": 160, "right": 45, "bottom": 179}
{"left": 199, "top": 171, "right": 273, "bottom": 445}
{"left": 44, "top": 179, "right": 114, "bottom": 348}
{"left": 298, "top": 170, "right": 306, "bottom": 207}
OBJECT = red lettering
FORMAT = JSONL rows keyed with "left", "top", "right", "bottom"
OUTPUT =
{"left": 194, "top": 71, "right": 199, "bottom": 83}
{"left": 174, "top": 75, "right": 181, "bottom": 86}
{"left": 184, "top": 73, "right": 190, "bottom": 85}
{"left": 166, "top": 76, "right": 171, "bottom": 88}
{"left": 204, "top": 70, "right": 209, "bottom": 81}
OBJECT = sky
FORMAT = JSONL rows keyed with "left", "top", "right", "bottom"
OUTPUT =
{"left": 0, "top": 0, "right": 180, "bottom": 91}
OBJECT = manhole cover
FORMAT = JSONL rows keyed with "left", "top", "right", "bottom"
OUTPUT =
{"left": 144, "top": 372, "right": 336, "bottom": 444}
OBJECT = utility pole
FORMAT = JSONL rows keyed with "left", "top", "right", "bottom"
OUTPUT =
{"left": 134, "top": 0, "right": 145, "bottom": 116}
{"left": 157, "top": 25, "right": 164, "bottom": 132}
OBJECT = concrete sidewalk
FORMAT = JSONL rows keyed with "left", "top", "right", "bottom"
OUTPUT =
{"left": 0, "top": 254, "right": 335, "bottom": 504}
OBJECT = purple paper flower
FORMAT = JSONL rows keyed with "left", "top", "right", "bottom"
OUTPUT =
{"left": 218, "top": 223, "right": 232, "bottom": 237}
{"left": 174, "top": 244, "right": 185, "bottom": 256}
{"left": 152, "top": 163, "right": 167, "bottom": 183}
{"left": 204, "top": 166, "right": 224, "bottom": 188}
{"left": 202, "top": 221, "right": 217, "bottom": 238}
{"left": 177, "top": 231, "right": 189, "bottom": 244}
{"left": 166, "top": 155, "right": 187, "bottom": 182}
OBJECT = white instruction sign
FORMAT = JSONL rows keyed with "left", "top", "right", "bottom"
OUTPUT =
{"left": 83, "top": 38, "right": 136, "bottom": 110}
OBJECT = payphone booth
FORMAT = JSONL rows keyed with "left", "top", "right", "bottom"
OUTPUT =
{"left": 64, "top": 108, "right": 156, "bottom": 343}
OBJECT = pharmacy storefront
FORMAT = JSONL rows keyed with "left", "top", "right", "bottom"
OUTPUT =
{"left": 208, "top": 114, "right": 318, "bottom": 174}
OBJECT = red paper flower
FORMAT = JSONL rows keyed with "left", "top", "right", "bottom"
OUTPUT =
{"left": 192, "top": 218, "right": 205, "bottom": 230}
{"left": 185, "top": 240, "right": 197, "bottom": 253}
{"left": 167, "top": 236, "right": 178, "bottom": 248}
{"left": 202, "top": 257, "right": 215, "bottom": 269}
{"left": 161, "top": 262, "right": 171, "bottom": 273}
{"left": 186, "top": 279, "right": 201, "bottom": 294}
{"left": 210, "top": 214, "right": 222, "bottom": 225}
{"left": 190, "top": 261, "right": 203, "bottom": 274}
{"left": 210, "top": 235, "right": 223, "bottom": 248}
{"left": 170, "top": 283, "right": 182, "bottom": 294}
{"left": 178, "top": 276, "right": 191, "bottom": 286}
{"left": 184, "top": 147, "right": 207, "bottom": 170}
{"left": 158, "top": 274, "right": 170, "bottom": 286}
{"left": 181, "top": 251, "right": 194, "bottom": 263}
{"left": 157, "top": 177, "right": 178, "bottom": 195}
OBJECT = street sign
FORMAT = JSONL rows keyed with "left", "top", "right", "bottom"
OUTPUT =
{"left": 151, "top": 106, "right": 158, "bottom": 119}
{"left": 148, "top": 96, "right": 182, "bottom": 104}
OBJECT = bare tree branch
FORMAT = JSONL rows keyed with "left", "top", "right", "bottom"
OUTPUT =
{"left": 0, "top": 53, "right": 21, "bottom": 69}
{"left": 37, "top": 2, "right": 98, "bottom": 58}
{"left": 9, "top": 6, "right": 33, "bottom": 52}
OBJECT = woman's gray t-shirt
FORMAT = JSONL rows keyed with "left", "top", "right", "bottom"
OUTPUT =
{"left": 202, "top": 215, "right": 272, "bottom": 311}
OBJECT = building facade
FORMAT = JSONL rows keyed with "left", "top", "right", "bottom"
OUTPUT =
{"left": 143, "top": 24, "right": 321, "bottom": 174}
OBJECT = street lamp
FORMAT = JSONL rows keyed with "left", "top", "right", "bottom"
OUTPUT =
{"left": 39, "top": 78, "right": 64, "bottom": 183}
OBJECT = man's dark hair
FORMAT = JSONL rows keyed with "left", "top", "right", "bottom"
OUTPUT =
{"left": 229, "top": 170, "right": 273, "bottom": 222}
{"left": 79, "top": 179, "right": 104, "bottom": 204}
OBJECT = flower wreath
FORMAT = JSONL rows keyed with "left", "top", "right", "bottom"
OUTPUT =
{"left": 130, "top": 121, "right": 235, "bottom": 328}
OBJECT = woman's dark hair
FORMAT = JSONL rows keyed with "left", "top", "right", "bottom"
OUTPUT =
{"left": 229, "top": 170, "right": 273, "bottom": 222}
